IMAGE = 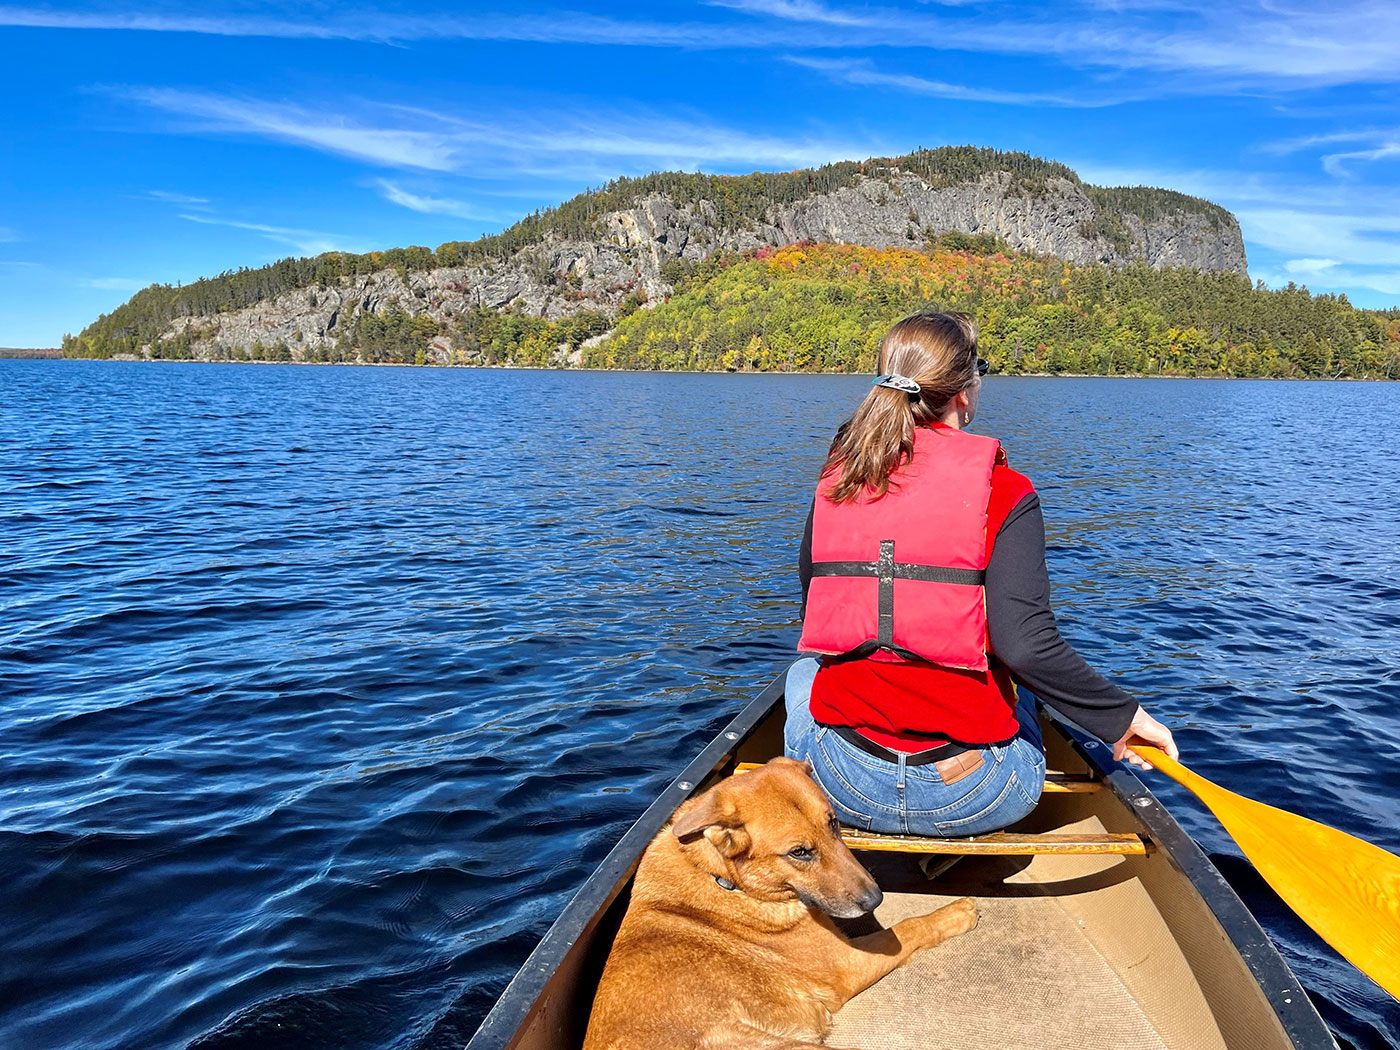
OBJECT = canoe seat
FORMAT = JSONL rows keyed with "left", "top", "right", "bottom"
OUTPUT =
{"left": 839, "top": 830, "right": 1150, "bottom": 856}
{"left": 731, "top": 763, "right": 1147, "bottom": 856}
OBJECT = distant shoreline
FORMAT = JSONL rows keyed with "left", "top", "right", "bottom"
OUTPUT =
{"left": 0, "top": 347, "right": 62, "bottom": 359}
{"left": 22, "top": 356, "right": 1392, "bottom": 381}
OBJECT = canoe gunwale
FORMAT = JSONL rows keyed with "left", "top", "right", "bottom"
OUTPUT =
{"left": 1042, "top": 707, "right": 1338, "bottom": 1050}
{"left": 464, "top": 674, "right": 787, "bottom": 1050}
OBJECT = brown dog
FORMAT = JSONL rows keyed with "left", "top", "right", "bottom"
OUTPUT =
{"left": 583, "top": 757, "right": 978, "bottom": 1050}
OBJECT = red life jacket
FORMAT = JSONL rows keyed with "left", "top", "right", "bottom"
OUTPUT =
{"left": 798, "top": 426, "right": 1000, "bottom": 671}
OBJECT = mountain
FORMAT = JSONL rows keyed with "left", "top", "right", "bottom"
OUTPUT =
{"left": 65, "top": 147, "right": 1250, "bottom": 364}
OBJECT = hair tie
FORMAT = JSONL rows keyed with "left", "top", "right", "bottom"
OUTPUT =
{"left": 872, "top": 374, "right": 921, "bottom": 395}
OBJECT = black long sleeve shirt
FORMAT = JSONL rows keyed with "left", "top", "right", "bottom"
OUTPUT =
{"left": 799, "top": 493, "right": 1138, "bottom": 744}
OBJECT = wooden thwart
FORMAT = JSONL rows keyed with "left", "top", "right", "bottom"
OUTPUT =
{"left": 732, "top": 762, "right": 1101, "bottom": 794}
{"left": 841, "top": 830, "right": 1151, "bottom": 856}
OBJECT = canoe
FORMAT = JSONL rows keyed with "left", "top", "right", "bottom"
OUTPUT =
{"left": 467, "top": 673, "right": 1339, "bottom": 1050}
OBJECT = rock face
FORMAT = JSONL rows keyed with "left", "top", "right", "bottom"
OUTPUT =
{"left": 153, "top": 169, "right": 1248, "bottom": 360}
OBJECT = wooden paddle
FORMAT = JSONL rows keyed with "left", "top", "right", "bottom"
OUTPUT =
{"left": 1130, "top": 744, "right": 1400, "bottom": 1001}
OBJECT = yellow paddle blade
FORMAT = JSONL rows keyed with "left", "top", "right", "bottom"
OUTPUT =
{"left": 1131, "top": 745, "right": 1400, "bottom": 1001}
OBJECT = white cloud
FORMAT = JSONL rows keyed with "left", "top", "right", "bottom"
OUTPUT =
{"left": 1004, "top": 9, "right": 1400, "bottom": 84}
{"left": 1334, "top": 270, "right": 1400, "bottom": 299}
{"left": 374, "top": 180, "right": 505, "bottom": 221}
{"left": 1283, "top": 258, "right": 1338, "bottom": 275}
{"left": 178, "top": 213, "right": 363, "bottom": 255}
{"left": 521, "top": 119, "right": 883, "bottom": 172}
{"left": 0, "top": 6, "right": 387, "bottom": 39}
{"left": 705, "top": 0, "right": 877, "bottom": 26}
{"left": 12, "top": 3, "right": 1400, "bottom": 87}
{"left": 784, "top": 56, "right": 1108, "bottom": 107}
{"left": 1262, "top": 128, "right": 1390, "bottom": 155}
{"left": 141, "top": 189, "right": 211, "bottom": 205}
{"left": 743, "top": 1, "right": 1400, "bottom": 88}
{"left": 1234, "top": 207, "right": 1400, "bottom": 270}
{"left": 117, "top": 87, "right": 893, "bottom": 179}
{"left": 1322, "top": 142, "right": 1400, "bottom": 176}
{"left": 1254, "top": 264, "right": 1400, "bottom": 300}
{"left": 701, "top": 0, "right": 1400, "bottom": 87}
{"left": 122, "top": 88, "right": 462, "bottom": 171}
{"left": 1263, "top": 126, "right": 1400, "bottom": 176}
{"left": 0, "top": 6, "right": 785, "bottom": 48}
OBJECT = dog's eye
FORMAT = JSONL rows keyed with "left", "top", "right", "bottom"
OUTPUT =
{"left": 788, "top": 846, "right": 816, "bottom": 862}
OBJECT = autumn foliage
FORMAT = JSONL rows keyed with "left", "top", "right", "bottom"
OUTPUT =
{"left": 586, "top": 244, "right": 1400, "bottom": 379}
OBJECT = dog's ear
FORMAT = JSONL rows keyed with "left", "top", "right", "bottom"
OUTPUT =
{"left": 672, "top": 789, "right": 752, "bottom": 858}
{"left": 671, "top": 786, "right": 731, "bottom": 841}
{"left": 702, "top": 824, "right": 751, "bottom": 859}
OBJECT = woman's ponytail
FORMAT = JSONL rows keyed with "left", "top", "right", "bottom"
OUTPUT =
{"left": 823, "top": 387, "right": 918, "bottom": 502}
{"left": 820, "top": 312, "right": 979, "bottom": 503}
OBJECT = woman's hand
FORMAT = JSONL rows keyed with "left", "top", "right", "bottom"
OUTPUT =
{"left": 1112, "top": 707, "right": 1179, "bottom": 771}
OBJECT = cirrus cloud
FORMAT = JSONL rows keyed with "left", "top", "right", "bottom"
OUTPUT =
{"left": 112, "top": 86, "right": 895, "bottom": 179}
{"left": 8, "top": 2, "right": 1400, "bottom": 89}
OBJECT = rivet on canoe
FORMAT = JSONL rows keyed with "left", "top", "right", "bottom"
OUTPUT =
{"left": 677, "top": 781, "right": 693, "bottom": 791}
{"left": 724, "top": 732, "right": 740, "bottom": 740}
{"left": 1134, "top": 797, "right": 1153, "bottom": 808}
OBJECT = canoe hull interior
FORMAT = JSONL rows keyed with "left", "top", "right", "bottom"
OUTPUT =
{"left": 467, "top": 677, "right": 1336, "bottom": 1050}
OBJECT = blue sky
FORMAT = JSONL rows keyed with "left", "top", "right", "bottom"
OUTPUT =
{"left": 2, "top": 0, "right": 1399, "bottom": 347}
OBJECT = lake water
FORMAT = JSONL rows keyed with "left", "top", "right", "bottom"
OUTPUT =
{"left": 2, "top": 361, "right": 1398, "bottom": 1050}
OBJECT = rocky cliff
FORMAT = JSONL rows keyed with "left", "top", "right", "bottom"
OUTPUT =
{"left": 70, "top": 148, "right": 1249, "bottom": 363}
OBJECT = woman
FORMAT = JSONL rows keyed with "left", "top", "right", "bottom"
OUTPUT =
{"left": 785, "top": 312, "right": 1177, "bottom": 837}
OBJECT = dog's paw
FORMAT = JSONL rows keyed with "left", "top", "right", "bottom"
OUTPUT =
{"left": 937, "top": 896, "right": 979, "bottom": 936}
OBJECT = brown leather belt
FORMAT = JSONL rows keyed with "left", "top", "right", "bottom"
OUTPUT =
{"left": 826, "top": 725, "right": 987, "bottom": 786}
{"left": 828, "top": 725, "right": 967, "bottom": 766}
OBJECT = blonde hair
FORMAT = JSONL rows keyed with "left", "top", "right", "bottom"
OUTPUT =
{"left": 821, "top": 312, "right": 980, "bottom": 503}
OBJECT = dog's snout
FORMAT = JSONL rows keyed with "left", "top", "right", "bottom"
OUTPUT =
{"left": 817, "top": 880, "right": 883, "bottom": 919}
{"left": 857, "top": 884, "right": 884, "bottom": 914}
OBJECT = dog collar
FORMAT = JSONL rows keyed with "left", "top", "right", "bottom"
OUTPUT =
{"left": 713, "top": 875, "right": 738, "bottom": 892}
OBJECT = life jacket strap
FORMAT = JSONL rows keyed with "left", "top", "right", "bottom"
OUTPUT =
{"left": 808, "top": 556, "right": 986, "bottom": 587}
{"left": 877, "top": 540, "right": 895, "bottom": 648}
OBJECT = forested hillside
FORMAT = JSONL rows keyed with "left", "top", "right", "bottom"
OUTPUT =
{"left": 587, "top": 242, "right": 1398, "bottom": 378}
{"left": 65, "top": 240, "right": 1398, "bottom": 377}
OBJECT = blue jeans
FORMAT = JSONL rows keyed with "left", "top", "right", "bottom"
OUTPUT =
{"left": 782, "top": 657, "right": 1047, "bottom": 836}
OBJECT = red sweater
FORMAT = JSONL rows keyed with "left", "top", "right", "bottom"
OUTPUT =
{"left": 807, "top": 461, "right": 1036, "bottom": 752}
